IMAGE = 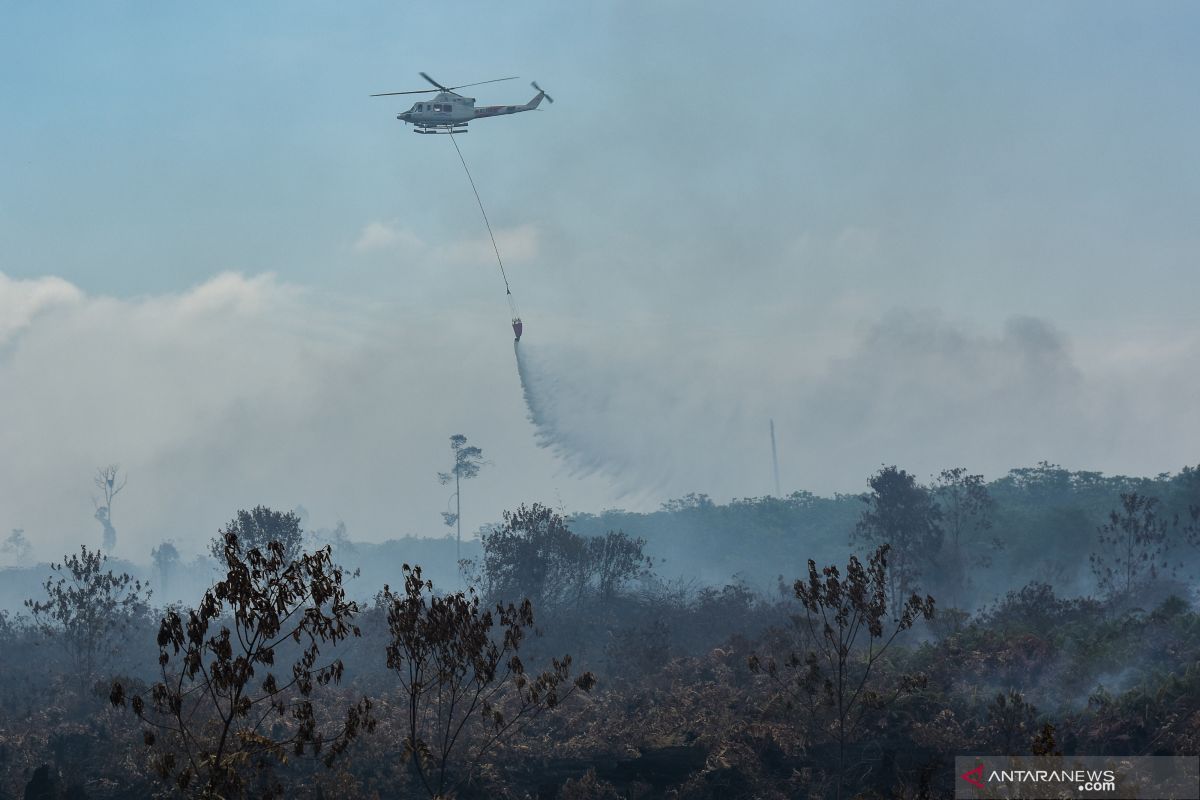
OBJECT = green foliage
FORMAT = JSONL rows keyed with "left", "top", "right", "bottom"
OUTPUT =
{"left": 208, "top": 505, "right": 305, "bottom": 566}
{"left": 476, "top": 503, "right": 651, "bottom": 611}
{"left": 25, "top": 544, "right": 150, "bottom": 692}
{"left": 853, "top": 466, "right": 943, "bottom": 612}
{"left": 438, "top": 433, "right": 485, "bottom": 485}
{"left": 933, "top": 467, "right": 999, "bottom": 612}
{"left": 1090, "top": 492, "right": 1172, "bottom": 600}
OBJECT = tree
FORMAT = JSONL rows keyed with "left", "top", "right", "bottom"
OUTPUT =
{"left": 382, "top": 564, "right": 594, "bottom": 798}
{"left": 933, "top": 467, "right": 998, "bottom": 612}
{"left": 749, "top": 545, "right": 934, "bottom": 800}
{"left": 984, "top": 690, "right": 1041, "bottom": 754}
{"left": 1, "top": 528, "right": 32, "bottom": 565}
{"left": 472, "top": 507, "right": 652, "bottom": 613}
{"left": 112, "top": 516, "right": 373, "bottom": 798}
{"left": 25, "top": 545, "right": 150, "bottom": 693}
{"left": 478, "top": 503, "right": 582, "bottom": 609}
{"left": 438, "top": 434, "right": 486, "bottom": 565}
{"left": 150, "top": 540, "right": 180, "bottom": 593}
{"left": 313, "top": 519, "right": 356, "bottom": 561}
{"left": 1090, "top": 492, "right": 1171, "bottom": 599}
{"left": 93, "top": 464, "right": 126, "bottom": 551}
{"left": 588, "top": 530, "right": 653, "bottom": 602}
{"left": 1184, "top": 504, "right": 1200, "bottom": 575}
{"left": 853, "top": 466, "right": 943, "bottom": 612}
{"left": 208, "top": 505, "right": 304, "bottom": 566}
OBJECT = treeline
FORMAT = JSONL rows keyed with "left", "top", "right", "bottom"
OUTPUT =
{"left": 6, "top": 461, "right": 1197, "bottom": 614}
{"left": 571, "top": 462, "right": 1200, "bottom": 609}
{"left": 2, "top": 462, "right": 1200, "bottom": 797}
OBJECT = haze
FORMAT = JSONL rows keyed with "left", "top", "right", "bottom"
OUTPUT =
{"left": 2, "top": 1, "right": 1198, "bottom": 561}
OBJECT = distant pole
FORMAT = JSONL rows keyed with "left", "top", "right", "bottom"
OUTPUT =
{"left": 770, "top": 419, "right": 781, "bottom": 496}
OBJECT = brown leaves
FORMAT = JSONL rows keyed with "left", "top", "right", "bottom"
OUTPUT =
{"left": 383, "top": 562, "right": 592, "bottom": 797}
{"left": 108, "top": 507, "right": 370, "bottom": 797}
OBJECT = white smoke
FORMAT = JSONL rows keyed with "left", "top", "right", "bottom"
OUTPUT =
{"left": 3, "top": 268, "right": 1196, "bottom": 565}
{"left": 0, "top": 271, "right": 575, "bottom": 563}
{"left": 512, "top": 311, "right": 1200, "bottom": 499}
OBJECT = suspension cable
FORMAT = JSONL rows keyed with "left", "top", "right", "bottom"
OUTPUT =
{"left": 449, "top": 132, "right": 511, "bottom": 295}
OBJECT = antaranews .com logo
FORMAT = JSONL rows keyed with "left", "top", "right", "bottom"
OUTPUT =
{"left": 954, "top": 756, "right": 1199, "bottom": 799}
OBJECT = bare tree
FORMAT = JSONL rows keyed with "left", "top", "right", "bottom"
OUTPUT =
{"left": 93, "top": 464, "right": 126, "bottom": 551}
{"left": 750, "top": 545, "right": 934, "bottom": 800}
{"left": 112, "top": 516, "right": 372, "bottom": 797}
{"left": 382, "top": 563, "right": 594, "bottom": 798}
{"left": 438, "top": 434, "right": 486, "bottom": 564}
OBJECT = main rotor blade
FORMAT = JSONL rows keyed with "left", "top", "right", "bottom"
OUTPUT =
{"left": 370, "top": 88, "right": 438, "bottom": 97}
{"left": 420, "top": 72, "right": 449, "bottom": 91}
{"left": 446, "top": 75, "right": 519, "bottom": 91}
{"left": 371, "top": 74, "right": 520, "bottom": 98}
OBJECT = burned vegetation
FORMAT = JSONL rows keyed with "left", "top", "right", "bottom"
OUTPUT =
{"left": 2, "top": 464, "right": 1200, "bottom": 798}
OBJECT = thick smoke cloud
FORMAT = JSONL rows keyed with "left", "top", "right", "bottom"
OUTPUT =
{"left": 0, "top": 271, "right": 571, "bottom": 562}
{"left": 2, "top": 270, "right": 1196, "bottom": 564}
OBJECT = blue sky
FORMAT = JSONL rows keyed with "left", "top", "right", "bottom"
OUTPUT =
{"left": 4, "top": 2, "right": 1197, "bottom": 324}
{"left": 2, "top": 2, "right": 1198, "bottom": 559}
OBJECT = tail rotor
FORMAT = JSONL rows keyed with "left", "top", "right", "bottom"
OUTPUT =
{"left": 531, "top": 81, "right": 554, "bottom": 104}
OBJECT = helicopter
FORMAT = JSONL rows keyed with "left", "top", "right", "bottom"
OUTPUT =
{"left": 371, "top": 72, "right": 554, "bottom": 134}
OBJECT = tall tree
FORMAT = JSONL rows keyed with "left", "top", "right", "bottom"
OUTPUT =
{"left": 93, "top": 464, "right": 126, "bottom": 551}
{"left": 438, "top": 434, "right": 486, "bottom": 564}
{"left": 853, "top": 466, "right": 943, "bottom": 613}
{"left": 1, "top": 528, "right": 32, "bottom": 566}
{"left": 150, "top": 540, "right": 180, "bottom": 593}
{"left": 933, "top": 467, "right": 998, "bottom": 611}
{"left": 1090, "top": 492, "right": 1171, "bottom": 599}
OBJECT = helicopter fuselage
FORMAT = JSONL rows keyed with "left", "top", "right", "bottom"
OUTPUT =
{"left": 397, "top": 90, "right": 544, "bottom": 133}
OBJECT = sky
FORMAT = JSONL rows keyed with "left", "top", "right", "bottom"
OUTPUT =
{"left": 1, "top": 2, "right": 1199, "bottom": 561}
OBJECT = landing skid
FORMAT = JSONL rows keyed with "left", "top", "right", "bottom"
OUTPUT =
{"left": 414, "top": 126, "right": 468, "bottom": 135}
